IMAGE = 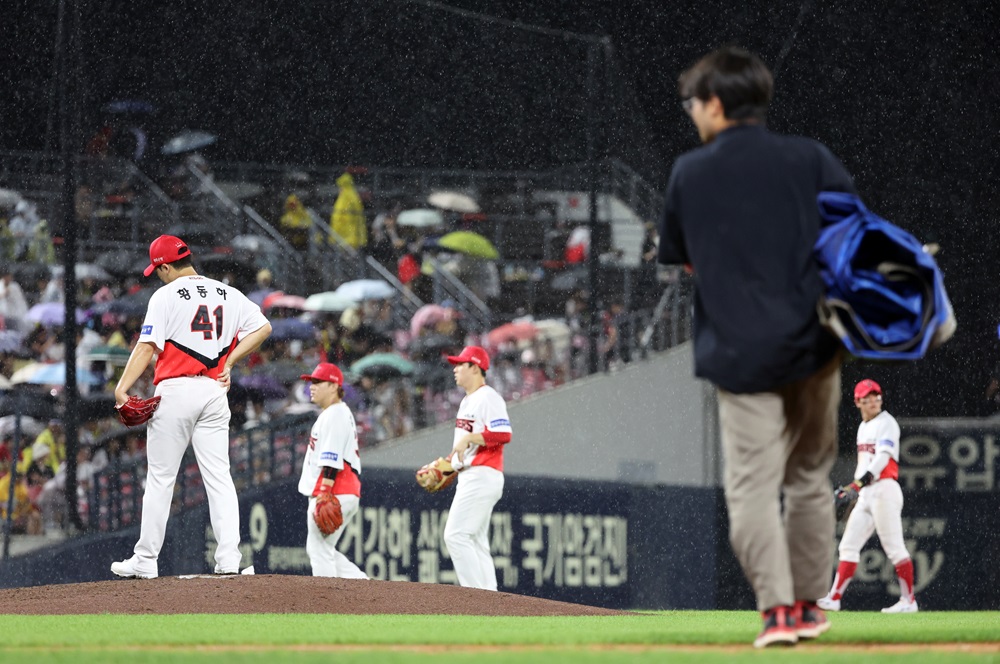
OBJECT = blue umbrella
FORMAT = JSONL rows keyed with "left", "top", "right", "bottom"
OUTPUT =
{"left": 25, "top": 303, "right": 88, "bottom": 327}
{"left": 236, "top": 373, "right": 289, "bottom": 400}
{"left": 269, "top": 318, "right": 317, "bottom": 342}
{"left": 814, "top": 192, "right": 956, "bottom": 360}
{"left": 27, "top": 363, "right": 106, "bottom": 386}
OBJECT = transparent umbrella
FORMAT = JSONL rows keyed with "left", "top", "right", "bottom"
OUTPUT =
{"left": 397, "top": 208, "right": 444, "bottom": 228}
{"left": 334, "top": 279, "right": 396, "bottom": 301}
{"left": 303, "top": 291, "right": 358, "bottom": 313}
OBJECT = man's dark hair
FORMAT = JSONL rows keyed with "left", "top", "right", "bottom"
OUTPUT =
{"left": 678, "top": 46, "right": 773, "bottom": 122}
{"left": 465, "top": 361, "right": 486, "bottom": 377}
{"left": 172, "top": 256, "right": 194, "bottom": 271}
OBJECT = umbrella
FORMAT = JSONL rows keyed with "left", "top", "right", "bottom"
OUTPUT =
{"left": 12, "top": 262, "right": 51, "bottom": 285}
{"left": 409, "top": 304, "right": 459, "bottom": 337}
{"left": 411, "top": 362, "right": 454, "bottom": 390}
{"left": 814, "top": 192, "right": 956, "bottom": 360}
{"left": 303, "top": 291, "right": 358, "bottom": 313}
{"left": 268, "top": 318, "right": 317, "bottom": 341}
{"left": 349, "top": 353, "right": 415, "bottom": 379}
{"left": 231, "top": 234, "right": 279, "bottom": 253}
{"left": 161, "top": 130, "right": 217, "bottom": 156}
{"left": 25, "top": 303, "right": 88, "bottom": 327}
{"left": 102, "top": 99, "right": 155, "bottom": 115}
{"left": 534, "top": 318, "right": 572, "bottom": 353}
{"left": 433, "top": 231, "right": 498, "bottom": 260}
{"left": 0, "top": 415, "right": 45, "bottom": 438}
{"left": 0, "top": 390, "right": 57, "bottom": 419}
{"left": 255, "top": 360, "right": 311, "bottom": 384}
{"left": 236, "top": 373, "right": 289, "bottom": 400}
{"left": 487, "top": 320, "right": 539, "bottom": 347}
{"left": 263, "top": 293, "right": 307, "bottom": 312}
{"left": 0, "top": 330, "right": 24, "bottom": 354}
{"left": 0, "top": 188, "right": 22, "bottom": 210}
{"left": 408, "top": 333, "right": 459, "bottom": 361}
{"left": 428, "top": 191, "right": 480, "bottom": 214}
{"left": 51, "top": 263, "right": 113, "bottom": 281}
{"left": 15, "top": 362, "right": 105, "bottom": 386}
{"left": 397, "top": 208, "right": 444, "bottom": 228}
{"left": 334, "top": 279, "right": 396, "bottom": 301}
{"left": 550, "top": 267, "right": 588, "bottom": 291}
{"left": 91, "top": 289, "right": 155, "bottom": 317}
{"left": 197, "top": 253, "right": 258, "bottom": 285}
{"left": 95, "top": 250, "right": 146, "bottom": 277}
{"left": 84, "top": 345, "right": 132, "bottom": 364}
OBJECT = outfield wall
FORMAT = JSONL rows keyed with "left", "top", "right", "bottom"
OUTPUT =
{"left": 1, "top": 466, "right": 997, "bottom": 611}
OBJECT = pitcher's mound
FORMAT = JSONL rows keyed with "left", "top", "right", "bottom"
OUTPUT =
{"left": 0, "top": 575, "right": 627, "bottom": 616}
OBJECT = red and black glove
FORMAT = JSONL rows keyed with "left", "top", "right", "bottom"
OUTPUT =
{"left": 115, "top": 395, "right": 162, "bottom": 427}
{"left": 313, "top": 483, "right": 344, "bottom": 536}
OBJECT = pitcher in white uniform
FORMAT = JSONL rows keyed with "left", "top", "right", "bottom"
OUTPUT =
{"left": 818, "top": 379, "right": 918, "bottom": 613}
{"left": 443, "top": 346, "right": 512, "bottom": 591}
{"left": 112, "top": 235, "right": 272, "bottom": 579}
{"left": 297, "top": 362, "right": 367, "bottom": 578}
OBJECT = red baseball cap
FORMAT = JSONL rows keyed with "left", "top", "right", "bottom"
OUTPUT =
{"left": 300, "top": 363, "right": 344, "bottom": 385}
{"left": 854, "top": 378, "right": 882, "bottom": 400}
{"left": 446, "top": 345, "right": 490, "bottom": 371}
{"left": 144, "top": 235, "right": 191, "bottom": 276}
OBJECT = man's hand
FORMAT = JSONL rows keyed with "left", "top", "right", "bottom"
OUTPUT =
{"left": 216, "top": 364, "right": 233, "bottom": 391}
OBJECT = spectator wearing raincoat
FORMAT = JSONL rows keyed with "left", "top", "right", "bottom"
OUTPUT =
{"left": 280, "top": 194, "right": 312, "bottom": 250}
{"left": 329, "top": 173, "right": 366, "bottom": 250}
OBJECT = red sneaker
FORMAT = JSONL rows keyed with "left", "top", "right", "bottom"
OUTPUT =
{"left": 753, "top": 605, "right": 798, "bottom": 648}
{"left": 794, "top": 600, "right": 831, "bottom": 639}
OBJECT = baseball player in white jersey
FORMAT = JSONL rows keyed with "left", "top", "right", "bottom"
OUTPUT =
{"left": 297, "top": 362, "right": 368, "bottom": 578}
{"left": 443, "top": 346, "right": 512, "bottom": 590}
{"left": 817, "top": 379, "right": 918, "bottom": 613}
{"left": 111, "top": 235, "right": 272, "bottom": 579}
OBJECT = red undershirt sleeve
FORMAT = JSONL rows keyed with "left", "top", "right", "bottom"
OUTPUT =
{"left": 480, "top": 429, "right": 511, "bottom": 448}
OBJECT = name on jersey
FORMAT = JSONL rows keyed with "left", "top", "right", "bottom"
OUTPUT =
{"left": 455, "top": 418, "right": 474, "bottom": 433}
{"left": 489, "top": 418, "right": 510, "bottom": 428}
{"left": 320, "top": 451, "right": 339, "bottom": 462}
{"left": 141, "top": 325, "right": 153, "bottom": 335}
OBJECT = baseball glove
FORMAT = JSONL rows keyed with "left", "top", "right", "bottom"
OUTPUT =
{"left": 834, "top": 471, "right": 874, "bottom": 522}
{"left": 115, "top": 395, "right": 162, "bottom": 427}
{"left": 314, "top": 492, "right": 344, "bottom": 536}
{"left": 416, "top": 456, "right": 457, "bottom": 493}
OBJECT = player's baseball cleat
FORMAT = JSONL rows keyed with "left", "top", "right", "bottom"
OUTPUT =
{"left": 815, "top": 595, "right": 841, "bottom": 611}
{"left": 213, "top": 565, "right": 239, "bottom": 575}
{"left": 794, "top": 601, "right": 831, "bottom": 639}
{"left": 881, "top": 597, "right": 918, "bottom": 613}
{"left": 111, "top": 556, "right": 157, "bottom": 579}
{"left": 753, "top": 606, "right": 798, "bottom": 648}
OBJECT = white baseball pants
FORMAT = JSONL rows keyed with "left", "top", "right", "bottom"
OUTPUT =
{"left": 838, "top": 479, "right": 909, "bottom": 565}
{"left": 445, "top": 465, "right": 504, "bottom": 590}
{"left": 132, "top": 376, "right": 241, "bottom": 575}
{"left": 306, "top": 494, "right": 368, "bottom": 578}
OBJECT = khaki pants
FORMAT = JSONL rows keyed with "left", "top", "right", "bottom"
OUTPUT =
{"left": 718, "top": 356, "right": 841, "bottom": 611}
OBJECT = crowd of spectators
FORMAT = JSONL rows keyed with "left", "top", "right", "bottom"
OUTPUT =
{"left": 0, "top": 137, "right": 665, "bottom": 539}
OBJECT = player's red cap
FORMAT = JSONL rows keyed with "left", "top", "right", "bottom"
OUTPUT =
{"left": 854, "top": 378, "right": 882, "bottom": 400}
{"left": 144, "top": 235, "right": 191, "bottom": 276}
{"left": 446, "top": 345, "right": 490, "bottom": 371}
{"left": 300, "top": 363, "right": 343, "bottom": 385}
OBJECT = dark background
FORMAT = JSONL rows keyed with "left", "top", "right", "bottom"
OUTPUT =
{"left": 3, "top": 0, "right": 999, "bottom": 420}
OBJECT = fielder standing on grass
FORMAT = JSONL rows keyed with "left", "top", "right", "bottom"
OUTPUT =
{"left": 657, "top": 46, "right": 858, "bottom": 647}
{"left": 297, "top": 362, "right": 368, "bottom": 578}
{"left": 111, "top": 235, "right": 272, "bottom": 579}
{"left": 818, "top": 378, "right": 918, "bottom": 613}
{"left": 437, "top": 346, "right": 511, "bottom": 590}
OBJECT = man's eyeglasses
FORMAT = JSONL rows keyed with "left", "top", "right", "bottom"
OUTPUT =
{"left": 681, "top": 97, "right": 695, "bottom": 113}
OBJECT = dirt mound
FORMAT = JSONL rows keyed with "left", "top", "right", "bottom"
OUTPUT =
{"left": 0, "top": 574, "right": 627, "bottom": 616}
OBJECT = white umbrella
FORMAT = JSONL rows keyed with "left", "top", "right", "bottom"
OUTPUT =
{"left": 51, "top": 263, "right": 114, "bottom": 281}
{"left": 334, "top": 279, "right": 396, "bottom": 301}
{"left": 161, "top": 130, "right": 217, "bottom": 156}
{"left": 397, "top": 208, "right": 444, "bottom": 228}
{"left": 303, "top": 291, "right": 359, "bottom": 312}
{"left": 428, "top": 190, "right": 480, "bottom": 214}
{"left": 232, "top": 234, "right": 279, "bottom": 253}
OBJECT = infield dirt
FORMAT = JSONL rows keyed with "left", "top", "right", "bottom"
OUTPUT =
{"left": 0, "top": 574, "right": 627, "bottom": 616}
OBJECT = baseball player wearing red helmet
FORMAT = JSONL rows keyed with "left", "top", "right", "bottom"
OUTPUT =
{"left": 444, "top": 346, "right": 512, "bottom": 590}
{"left": 111, "top": 235, "right": 272, "bottom": 579}
{"left": 817, "top": 379, "right": 918, "bottom": 613}
{"left": 297, "top": 362, "right": 368, "bottom": 578}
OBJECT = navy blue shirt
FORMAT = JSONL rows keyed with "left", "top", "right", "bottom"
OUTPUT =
{"left": 658, "top": 124, "right": 856, "bottom": 393}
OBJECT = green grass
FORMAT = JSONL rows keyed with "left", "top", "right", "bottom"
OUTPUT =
{"left": 0, "top": 612, "right": 996, "bottom": 664}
